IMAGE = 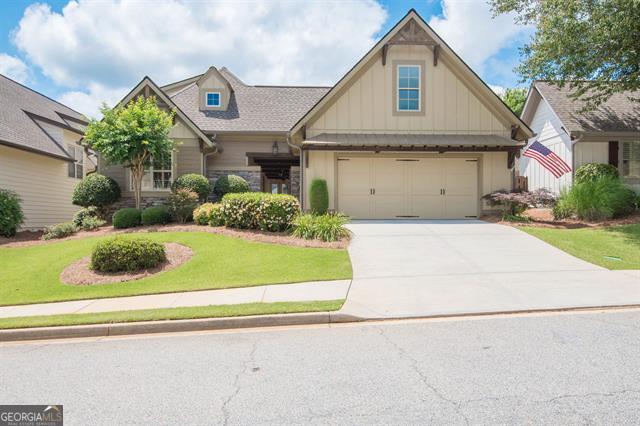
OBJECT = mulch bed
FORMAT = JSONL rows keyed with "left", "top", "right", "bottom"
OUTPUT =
{"left": 482, "top": 208, "right": 640, "bottom": 229}
{"left": 60, "top": 243, "right": 194, "bottom": 285}
{"left": 1, "top": 224, "right": 350, "bottom": 249}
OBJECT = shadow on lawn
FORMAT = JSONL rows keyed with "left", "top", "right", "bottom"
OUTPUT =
{"left": 604, "top": 224, "right": 640, "bottom": 248}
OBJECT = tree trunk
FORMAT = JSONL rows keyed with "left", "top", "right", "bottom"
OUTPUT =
{"left": 130, "top": 157, "right": 146, "bottom": 210}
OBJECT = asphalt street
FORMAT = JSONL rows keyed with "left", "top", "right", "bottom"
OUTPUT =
{"left": 1, "top": 309, "right": 640, "bottom": 425}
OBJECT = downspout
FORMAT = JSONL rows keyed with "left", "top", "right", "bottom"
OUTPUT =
{"left": 286, "top": 133, "right": 304, "bottom": 209}
{"left": 202, "top": 134, "right": 218, "bottom": 185}
{"left": 570, "top": 132, "right": 584, "bottom": 183}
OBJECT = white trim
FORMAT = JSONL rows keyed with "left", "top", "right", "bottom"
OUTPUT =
{"left": 206, "top": 91, "right": 221, "bottom": 107}
{"left": 129, "top": 151, "right": 175, "bottom": 192}
{"left": 396, "top": 64, "right": 421, "bottom": 112}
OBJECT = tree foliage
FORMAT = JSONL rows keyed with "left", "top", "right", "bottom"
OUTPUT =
{"left": 501, "top": 87, "right": 528, "bottom": 116}
{"left": 84, "top": 96, "right": 176, "bottom": 209}
{"left": 491, "top": 0, "right": 640, "bottom": 109}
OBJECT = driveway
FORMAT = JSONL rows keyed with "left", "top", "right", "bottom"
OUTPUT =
{"left": 341, "top": 220, "right": 640, "bottom": 319}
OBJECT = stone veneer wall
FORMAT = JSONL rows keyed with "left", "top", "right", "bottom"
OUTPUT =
{"left": 290, "top": 167, "right": 300, "bottom": 200}
{"left": 207, "top": 169, "right": 262, "bottom": 201}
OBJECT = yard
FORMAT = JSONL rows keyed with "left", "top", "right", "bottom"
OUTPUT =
{"left": 0, "top": 231, "right": 352, "bottom": 306}
{"left": 521, "top": 224, "right": 640, "bottom": 270}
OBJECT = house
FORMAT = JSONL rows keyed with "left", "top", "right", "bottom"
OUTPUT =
{"left": 101, "top": 9, "right": 533, "bottom": 219}
{"left": 520, "top": 81, "right": 640, "bottom": 193}
{"left": 0, "top": 73, "right": 93, "bottom": 229}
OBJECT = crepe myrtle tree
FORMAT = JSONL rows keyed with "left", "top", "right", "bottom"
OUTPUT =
{"left": 84, "top": 97, "right": 177, "bottom": 209}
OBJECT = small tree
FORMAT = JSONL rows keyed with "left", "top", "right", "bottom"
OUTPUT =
{"left": 84, "top": 97, "right": 176, "bottom": 209}
{"left": 502, "top": 88, "right": 528, "bottom": 117}
{"left": 309, "top": 178, "right": 329, "bottom": 215}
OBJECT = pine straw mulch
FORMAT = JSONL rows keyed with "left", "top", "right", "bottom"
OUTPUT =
{"left": 60, "top": 243, "right": 194, "bottom": 285}
{"left": 1, "top": 224, "right": 350, "bottom": 249}
{"left": 482, "top": 208, "right": 640, "bottom": 229}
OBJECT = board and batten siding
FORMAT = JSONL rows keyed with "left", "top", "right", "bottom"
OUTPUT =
{"left": 307, "top": 45, "right": 509, "bottom": 138}
{"left": 0, "top": 145, "right": 81, "bottom": 229}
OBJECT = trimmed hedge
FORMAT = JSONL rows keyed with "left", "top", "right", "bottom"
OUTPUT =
{"left": 141, "top": 206, "right": 170, "bottom": 225}
{"left": 309, "top": 179, "right": 329, "bottom": 215}
{"left": 292, "top": 213, "right": 350, "bottom": 242}
{"left": 213, "top": 174, "right": 250, "bottom": 197}
{"left": 193, "top": 203, "right": 223, "bottom": 226}
{"left": 112, "top": 208, "right": 142, "bottom": 229}
{"left": 72, "top": 174, "right": 121, "bottom": 210}
{"left": 0, "top": 189, "right": 24, "bottom": 237}
{"left": 575, "top": 163, "right": 619, "bottom": 184}
{"left": 171, "top": 174, "right": 211, "bottom": 201}
{"left": 42, "top": 222, "right": 77, "bottom": 240}
{"left": 91, "top": 237, "right": 166, "bottom": 272}
{"left": 220, "top": 192, "right": 300, "bottom": 231}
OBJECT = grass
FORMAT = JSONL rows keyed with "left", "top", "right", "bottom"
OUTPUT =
{"left": 0, "top": 300, "right": 345, "bottom": 330}
{"left": 521, "top": 224, "right": 640, "bottom": 270}
{"left": 0, "top": 232, "right": 352, "bottom": 306}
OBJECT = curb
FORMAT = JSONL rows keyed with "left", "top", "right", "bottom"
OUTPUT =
{"left": 0, "top": 312, "right": 364, "bottom": 343}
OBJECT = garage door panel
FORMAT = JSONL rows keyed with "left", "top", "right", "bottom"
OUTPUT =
{"left": 410, "top": 195, "right": 444, "bottom": 218}
{"left": 374, "top": 195, "right": 407, "bottom": 218}
{"left": 338, "top": 158, "right": 370, "bottom": 195}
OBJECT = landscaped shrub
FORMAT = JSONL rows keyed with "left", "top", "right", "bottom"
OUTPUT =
{"left": 42, "top": 222, "right": 77, "bottom": 240}
{"left": 220, "top": 192, "right": 300, "bottom": 231}
{"left": 90, "top": 237, "right": 166, "bottom": 272}
{"left": 193, "top": 203, "right": 223, "bottom": 226}
{"left": 551, "top": 196, "right": 574, "bottom": 220}
{"left": 292, "top": 213, "right": 350, "bottom": 242}
{"left": 72, "top": 174, "right": 121, "bottom": 214}
{"left": 482, "top": 189, "right": 556, "bottom": 216}
{"left": 575, "top": 163, "right": 619, "bottom": 184}
{"left": 0, "top": 189, "right": 24, "bottom": 237}
{"left": 167, "top": 189, "right": 199, "bottom": 223}
{"left": 171, "top": 174, "right": 212, "bottom": 201}
{"left": 141, "top": 206, "right": 170, "bottom": 225}
{"left": 72, "top": 206, "right": 105, "bottom": 230}
{"left": 213, "top": 174, "right": 250, "bottom": 197}
{"left": 79, "top": 216, "right": 106, "bottom": 231}
{"left": 112, "top": 208, "right": 142, "bottom": 229}
{"left": 309, "top": 178, "right": 329, "bottom": 215}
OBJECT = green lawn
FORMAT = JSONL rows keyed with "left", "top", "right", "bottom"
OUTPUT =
{"left": 0, "top": 300, "right": 345, "bottom": 330}
{"left": 521, "top": 224, "right": 640, "bottom": 270}
{"left": 0, "top": 232, "right": 352, "bottom": 306}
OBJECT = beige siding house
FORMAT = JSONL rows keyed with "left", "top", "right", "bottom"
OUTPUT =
{"left": 101, "top": 9, "right": 532, "bottom": 219}
{"left": 0, "top": 74, "right": 91, "bottom": 229}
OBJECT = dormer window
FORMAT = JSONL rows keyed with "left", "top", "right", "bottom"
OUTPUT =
{"left": 206, "top": 92, "right": 221, "bottom": 107}
{"left": 397, "top": 65, "right": 420, "bottom": 111}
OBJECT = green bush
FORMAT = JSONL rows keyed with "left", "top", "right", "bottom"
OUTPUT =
{"left": 91, "top": 237, "right": 166, "bottom": 272}
{"left": 309, "top": 179, "right": 329, "bottom": 215}
{"left": 292, "top": 213, "right": 350, "bottom": 242}
{"left": 0, "top": 189, "right": 24, "bottom": 237}
{"left": 220, "top": 193, "right": 300, "bottom": 231}
{"left": 112, "top": 208, "right": 142, "bottom": 229}
{"left": 171, "top": 174, "right": 211, "bottom": 201}
{"left": 72, "top": 174, "right": 121, "bottom": 212}
{"left": 575, "top": 163, "right": 619, "bottom": 183}
{"left": 73, "top": 206, "right": 98, "bottom": 227}
{"left": 141, "top": 206, "right": 170, "bottom": 225}
{"left": 193, "top": 203, "right": 223, "bottom": 226}
{"left": 79, "top": 216, "right": 106, "bottom": 231}
{"left": 213, "top": 174, "right": 250, "bottom": 197}
{"left": 167, "top": 189, "right": 199, "bottom": 223}
{"left": 553, "top": 176, "right": 636, "bottom": 221}
{"left": 42, "top": 222, "right": 77, "bottom": 240}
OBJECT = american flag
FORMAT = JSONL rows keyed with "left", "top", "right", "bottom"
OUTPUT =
{"left": 523, "top": 141, "right": 572, "bottom": 178}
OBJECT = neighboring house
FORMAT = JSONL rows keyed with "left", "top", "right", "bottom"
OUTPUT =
{"left": 0, "top": 73, "right": 92, "bottom": 230}
{"left": 520, "top": 81, "right": 640, "bottom": 193}
{"left": 101, "top": 9, "right": 533, "bottom": 219}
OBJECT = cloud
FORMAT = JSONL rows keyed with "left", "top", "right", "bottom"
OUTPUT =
{"left": 0, "top": 53, "right": 30, "bottom": 83}
{"left": 428, "top": 0, "right": 533, "bottom": 75}
{"left": 488, "top": 84, "right": 506, "bottom": 97}
{"left": 57, "top": 83, "right": 129, "bottom": 119}
{"left": 13, "top": 0, "right": 387, "bottom": 116}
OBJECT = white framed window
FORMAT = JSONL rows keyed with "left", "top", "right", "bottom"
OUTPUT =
{"left": 130, "top": 153, "right": 174, "bottom": 191}
{"left": 206, "top": 91, "right": 221, "bottom": 107}
{"left": 67, "top": 144, "right": 84, "bottom": 179}
{"left": 397, "top": 65, "right": 421, "bottom": 111}
{"left": 622, "top": 141, "right": 640, "bottom": 178}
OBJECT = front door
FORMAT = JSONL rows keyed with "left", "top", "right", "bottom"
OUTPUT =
{"left": 263, "top": 178, "right": 290, "bottom": 194}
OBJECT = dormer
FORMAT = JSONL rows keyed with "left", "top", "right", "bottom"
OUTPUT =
{"left": 197, "top": 66, "right": 232, "bottom": 112}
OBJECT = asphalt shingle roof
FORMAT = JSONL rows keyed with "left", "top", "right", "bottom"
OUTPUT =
{"left": 535, "top": 81, "right": 640, "bottom": 134}
{"left": 0, "top": 74, "right": 86, "bottom": 159}
{"left": 170, "top": 68, "right": 330, "bottom": 133}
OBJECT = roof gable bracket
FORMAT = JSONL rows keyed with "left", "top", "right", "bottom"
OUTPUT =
{"left": 382, "top": 40, "right": 440, "bottom": 66}
{"left": 382, "top": 18, "right": 440, "bottom": 66}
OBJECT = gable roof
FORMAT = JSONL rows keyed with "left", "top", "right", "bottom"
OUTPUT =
{"left": 290, "top": 9, "right": 533, "bottom": 140}
{"left": 169, "top": 68, "right": 329, "bottom": 133}
{"left": 0, "top": 73, "right": 87, "bottom": 161}
{"left": 526, "top": 81, "right": 640, "bottom": 135}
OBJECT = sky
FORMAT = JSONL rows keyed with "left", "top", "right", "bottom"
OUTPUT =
{"left": 0, "top": 0, "right": 534, "bottom": 118}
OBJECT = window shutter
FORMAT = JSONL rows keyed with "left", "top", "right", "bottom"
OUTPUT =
{"left": 608, "top": 141, "right": 619, "bottom": 167}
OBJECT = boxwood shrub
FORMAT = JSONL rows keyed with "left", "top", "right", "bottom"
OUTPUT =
{"left": 213, "top": 174, "right": 250, "bottom": 197}
{"left": 220, "top": 193, "right": 300, "bottom": 231}
{"left": 72, "top": 174, "right": 121, "bottom": 211}
{"left": 193, "top": 203, "right": 223, "bottom": 226}
{"left": 171, "top": 174, "right": 211, "bottom": 201}
{"left": 0, "top": 189, "right": 24, "bottom": 237}
{"left": 91, "top": 237, "right": 166, "bottom": 272}
{"left": 575, "top": 163, "right": 619, "bottom": 184}
{"left": 141, "top": 206, "right": 170, "bottom": 225}
{"left": 112, "top": 208, "right": 142, "bottom": 229}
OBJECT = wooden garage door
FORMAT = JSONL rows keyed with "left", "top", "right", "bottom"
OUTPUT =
{"left": 337, "top": 157, "right": 478, "bottom": 219}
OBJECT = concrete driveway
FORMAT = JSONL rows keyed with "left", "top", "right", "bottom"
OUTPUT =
{"left": 341, "top": 220, "right": 640, "bottom": 319}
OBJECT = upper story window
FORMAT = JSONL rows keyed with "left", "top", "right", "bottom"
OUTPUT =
{"left": 67, "top": 143, "right": 83, "bottom": 179}
{"left": 622, "top": 141, "right": 640, "bottom": 178}
{"left": 206, "top": 92, "right": 221, "bottom": 107}
{"left": 397, "top": 65, "right": 420, "bottom": 111}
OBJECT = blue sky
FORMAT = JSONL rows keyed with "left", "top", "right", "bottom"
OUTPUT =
{"left": 0, "top": 0, "right": 532, "bottom": 117}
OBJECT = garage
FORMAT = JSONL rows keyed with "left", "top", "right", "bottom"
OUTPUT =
{"left": 337, "top": 156, "right": 478, "bottom": 219}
